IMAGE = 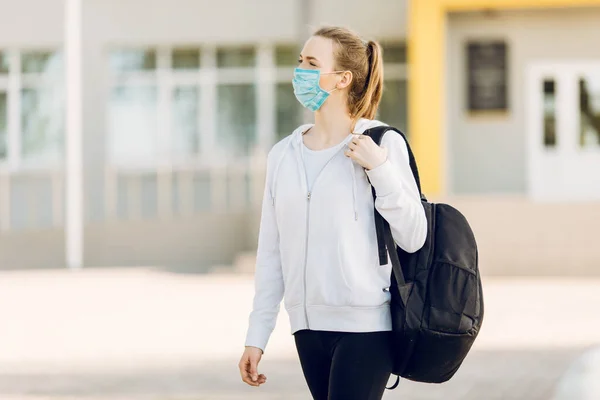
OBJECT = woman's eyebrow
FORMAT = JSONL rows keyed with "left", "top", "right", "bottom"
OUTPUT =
{"left": 299, "top": 55, "right": 320, "bottom": 63}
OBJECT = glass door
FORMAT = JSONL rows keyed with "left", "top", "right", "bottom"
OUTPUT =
{"left": 526, "top": 62, "right": 600, "bottom": 201}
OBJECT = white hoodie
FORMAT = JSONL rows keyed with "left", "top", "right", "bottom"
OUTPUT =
{"left": 244, "top": 118, "right": 427, "bottom": 352}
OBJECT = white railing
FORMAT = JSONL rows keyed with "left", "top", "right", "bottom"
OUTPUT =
{"left": 104, "top": 152, "right": 267, "bottom": 221}
{"left": 0, "top": 165, "right": 64, "bottom": 232}
{"left": 0, "top": 152, "right": 267, "bottom": 232}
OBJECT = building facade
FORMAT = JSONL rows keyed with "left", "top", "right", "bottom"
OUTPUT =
{"left": 0, "top": 0, "right": 409, "bottom": 269}
{"left": 1, "top": 0, "right": 599, "bottom": 271}
{"left": 411, "top": 0, "right": 600, "bottom": 201}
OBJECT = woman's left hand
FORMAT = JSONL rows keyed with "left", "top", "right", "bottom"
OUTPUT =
{"left": 344, "top": 134, "right": 388, "bottom": 171}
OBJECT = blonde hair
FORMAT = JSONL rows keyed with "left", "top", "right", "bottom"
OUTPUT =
{"left": 313, "top": 26, "right": 384, "bottom": 120}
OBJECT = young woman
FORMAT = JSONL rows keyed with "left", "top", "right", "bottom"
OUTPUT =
{"left": 238, "top": 26, "right": 427, "bottom": 400}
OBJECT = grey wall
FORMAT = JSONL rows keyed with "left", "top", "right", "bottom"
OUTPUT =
{"left": 0, "top": 0, "right": 63, "bottom": 46}
{"left": 447, "top": 7, "right": 600, "bottom": 194}
{"left": 0, "top": 212, "right": 253, "bottom": 271}
{"left": 87, "top": 0, "right": 408, "bottom": 45}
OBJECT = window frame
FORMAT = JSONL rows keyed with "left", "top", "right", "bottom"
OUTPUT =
{"left": 378, "top": 40, "right": 409, "bottom": 131}
{"left": 0, "top": 48, "right": 64, "bottom": 172}
{"left": 108, "top": 45, "right": 266, "bottom": 170}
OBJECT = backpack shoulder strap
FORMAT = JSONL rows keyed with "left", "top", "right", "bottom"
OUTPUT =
{"left": 364, "top": 126, "right": 427, "bottom": 272}
{"left": 364, "top": 126, "right": 424, "bottom": 199}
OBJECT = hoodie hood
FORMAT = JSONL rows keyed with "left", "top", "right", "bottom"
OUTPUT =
{"left": 270, "top": 118, "right": 388, "bottom": 220}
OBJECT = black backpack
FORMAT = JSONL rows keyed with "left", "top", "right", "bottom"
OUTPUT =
{"left": 365, "top": 126, "right": 484, "bottom": 389}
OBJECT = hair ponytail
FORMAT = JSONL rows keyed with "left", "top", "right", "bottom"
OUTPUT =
{"left": 354, "top": 41, "right": 384, "bottom": 120}
{"left": 313, "top": 27, "right": 385, "bottom": 121}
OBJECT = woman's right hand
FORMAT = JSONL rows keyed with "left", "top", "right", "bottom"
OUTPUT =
{"left": 239, "top": 346, "right": 267, "bottom": 387}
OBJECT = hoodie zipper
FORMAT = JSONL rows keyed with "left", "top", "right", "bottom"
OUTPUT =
{"left": 303, "top": 189, "right": 311, "bottom": 328}
{"left": 299, "top": 140, "right": 350, "bottom": 329}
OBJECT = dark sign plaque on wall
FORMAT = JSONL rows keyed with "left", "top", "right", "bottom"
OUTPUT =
{"left": 467, "top": 41, "right": 508, "bottom": 112}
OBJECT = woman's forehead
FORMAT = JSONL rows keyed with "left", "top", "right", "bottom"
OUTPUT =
{"left": 301, "top": 36, "right": 335, "bottom": 64}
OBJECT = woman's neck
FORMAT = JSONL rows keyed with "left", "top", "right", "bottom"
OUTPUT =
{"left": 308, "top": 109, "right": 354, "bottom": 147}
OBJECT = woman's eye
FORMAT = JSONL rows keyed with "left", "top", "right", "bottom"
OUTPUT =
{"left": 297, "top": 59, "right": 317, "bottom": 68}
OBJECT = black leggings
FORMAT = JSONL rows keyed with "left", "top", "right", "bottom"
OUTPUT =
{"left": 293, "top": 329, "right": 393, "bottom": 400}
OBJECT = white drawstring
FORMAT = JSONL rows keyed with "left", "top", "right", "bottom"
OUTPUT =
{"left": 350, "top": 152, "right": 358, "bottom": 221}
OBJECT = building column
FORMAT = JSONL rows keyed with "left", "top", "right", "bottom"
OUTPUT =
{"left": 408, "top": 2, "right": 445, "bottom": 196}
{"left": 65, "top": 0, "right": 83, "bottom": 269}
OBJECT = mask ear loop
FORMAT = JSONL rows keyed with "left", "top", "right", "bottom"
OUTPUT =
{"left": 320, "top": 70, "right": 347, "bottom": 76}
{"left": 321, "top": 70, "right": 347, "bottom": 94}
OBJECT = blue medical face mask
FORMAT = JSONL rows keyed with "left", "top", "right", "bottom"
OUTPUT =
{"left": 292, "top": 68, "right": 344, "bottom": 111}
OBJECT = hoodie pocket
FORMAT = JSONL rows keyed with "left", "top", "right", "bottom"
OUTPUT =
{"left": 303, "top": 238, "right": 355, "bottom": 307}
{"left": 336, "top": 229, "right": 391, "bottom": 308}
{"left": 308, "top": 240, "right": 354, "bottom": 307}
{"left": 316, "top": 243, "right": 354, "bottom": 306}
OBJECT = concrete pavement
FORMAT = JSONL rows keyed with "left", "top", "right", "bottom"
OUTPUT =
{"left": 0, "top": 268, "right": 599, "bottom": 399}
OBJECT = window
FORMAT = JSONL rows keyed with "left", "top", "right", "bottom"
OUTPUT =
{"left": 109, "top": 48, "right": 206, "bottom": 165}
{"left": 215, "top": 46, "right": 257, "bottom": 159}
{"left": 380, "top": 42, "right": 407, "bottom": 64}
{"left": 21, "top": 51, "right": 64, "bottom": 164}
{"left": 375, "top": 41, "right": 408, "bottom": 135}
{"left": 109, "top": 86, "right": 158, "bottom": 163}
{"left": 276, "top": 82, "right": 302, "bottom": 141}
{"left": 109, "top": 49, "right": 158, "bottom": 165}
{"left": 543, "top": 80, "right": 556, "bottom": 148}
{"left": 275, "top": 45, "right": 300, "bottom": 67}
{"left": 107, "top": 43, "right": 408, "bottom": 163}
{"left": 110, "top": 46, "right": 271, "bottom": 166}
{"left": 0, "top": 52, "right": 8, "bottom": 74}
{"left": 275, "top": 45, "right": 304, "bottom": 141}
{"left": 172, "top": 48, "right": 200, "bottom": 70}
{"left": 379, "top": 80, "right": 408, "bottom": 133}
{"left": 466, "top": 41, "right": 508, "bottom": 112}
{"left": 172, "top": 86, "right": 199, "bottom": 156}
{"left": 0, "top": 50, "right": 63, "bottom": 167}
{"left": 0, "top": 52, "right": 6, "bottom": 161}
{"left": 110, "top": 49, "right": 156, "bottom": 72}
{"left": 21, "top": 87, "right": 64, "bottom": 163}
{"left": 217, "top": 46, "right": 256, "bottom": 68}
{"left": 217, "top": 84, "right": 256, "bottom": 158}
{"left": 0, "top": 92, "right": 6, "bottom": 159}
{"left": 579, "top": 76, "right": 600, "bottom": 148}
{"left": 22, "top": 51, "right": 61, "bottom": 74}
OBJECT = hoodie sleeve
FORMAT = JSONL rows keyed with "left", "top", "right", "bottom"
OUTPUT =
{"left": 365, "top": 131, "right": 427, "bottom": 253}
{"left": 244, "top": 149, "right": 284, "bottom": 353}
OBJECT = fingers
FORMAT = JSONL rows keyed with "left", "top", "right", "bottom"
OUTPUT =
{"left": 242, "top": 375, "right": 260, "bottom": 386}
{"left": 351, "top": 134, "right": 370, "bottom": 143}
{"left": 344, "top": 149, "right": 356, "bottom": 159}
{"left": 350, "top": 135, "right": 373, "bottom": 149}
{"left": 350, "top": 136, "right": 362, "bottom": 147}
{"left": 239, "top": 358, "right": 260, "bottom": 387}
{"left": 249, "top": 360, "right": 259, "bottom": 383}
{"left": 241, "top": 367, "right": 260, "bottom": 386}
{"left": 348, "top": 140, "right": 362, "bottom": 151}
{"left": 257, "top": 374, "right": 267, "bottom": 384}
{"left": 243, "top": 370, "right": 266, "bottom": 387}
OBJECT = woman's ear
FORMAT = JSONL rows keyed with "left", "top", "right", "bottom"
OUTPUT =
{"left": 337, "top": 71, "right": 353, "bottom": 90}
